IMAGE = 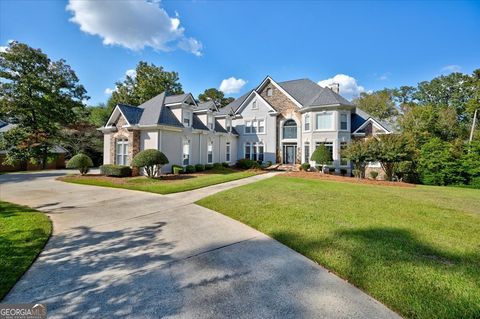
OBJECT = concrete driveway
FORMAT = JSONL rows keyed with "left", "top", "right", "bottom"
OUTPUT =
{"left": 0, "top": 170, "right": 400, "bottom": 318}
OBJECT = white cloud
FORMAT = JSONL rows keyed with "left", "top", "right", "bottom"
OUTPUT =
{"left": 441, "top": 64, "right": 461, "bottom": 73}
{"left": 104, "top": 87, "right": 115, "bottom": 95}
{"left": 318, "top": 74, "right": 365, "bottom": 100}
{"left": 66, "top": 0, "right": 202, "bottom": 56}
{"left": 125, "top": 69, "right": 137, "bottom": 79}
{"left": 0, "top": 46, "right": 7, "bottom": 53}
{"left": 219, "top": 77, "right": 247, "bottom": 94}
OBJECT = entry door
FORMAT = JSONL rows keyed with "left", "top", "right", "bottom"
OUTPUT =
{"left": 285, "top": 145, "right": 295, "bottom": 164}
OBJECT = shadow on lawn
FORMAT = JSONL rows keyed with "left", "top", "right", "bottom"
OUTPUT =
{"left": 271, "top": 227, "right": 480, "bottom": 319}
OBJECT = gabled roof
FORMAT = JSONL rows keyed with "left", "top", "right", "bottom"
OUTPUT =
{"left": 278, "top": 79, "right": 354, "bottom": 107}
{"left": 214, "top": 119, "right": 227, "bottom": 133}
{"left": 192, "top": 114, "right": 209, "bottom": 131}
{"left": 222, "top": 90, "right": 253, "bottom": 114}
{"left": 117, "top": 104, "right": 143, "bottom": 125}
{"left": 164, "top": 93, "right": 190, "bottom": 105}
{"left": 351, "top": 107, "right": 396, "bottom": 133}
{"left": 196, "top": 100, "right": 218, "bottom": 112}
{"left": 137, "top": 93, "right": 183, "bottom": 127}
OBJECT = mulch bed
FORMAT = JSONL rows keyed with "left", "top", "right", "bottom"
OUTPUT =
{"left": 283, "top": 171, "right": 416, "bottom": 188}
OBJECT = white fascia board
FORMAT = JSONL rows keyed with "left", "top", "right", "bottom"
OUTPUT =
{"left": 352, "top": 118, "right": 390, "bottom": 134}
{"left": 105, "top": 105, "right": 131, "bottom": 127}
{"left": 256, "top": 76, "right": 303, "bottom": 109}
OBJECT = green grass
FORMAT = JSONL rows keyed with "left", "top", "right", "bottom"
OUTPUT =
{"left": 61, "top": 168, "right": 260, "bottom": 194}
{"left": 0, "top": 201, "right": 52, "bottom": 300}
{"left": 197, "top": 176, "right": 480, "bottom": 319}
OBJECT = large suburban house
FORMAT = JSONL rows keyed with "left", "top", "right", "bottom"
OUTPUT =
{"left": 100, "top": 76, "right": 394, "bottom": 174}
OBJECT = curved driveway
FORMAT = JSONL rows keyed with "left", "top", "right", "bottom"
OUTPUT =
{"left": 0, "top": 170, "right": 400, "bottom": 318}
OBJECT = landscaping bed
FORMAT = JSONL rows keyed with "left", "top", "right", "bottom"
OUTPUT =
{"left": 197, "top": 176, "right": 480, "bottom": 319}
{"left": 58, "top": 167, "right": 262, "bottom": 194}
{"left": 0, "top": 201, "right": 52, "bottom": 300}
{"left": 288, "top": 171, "right": 415, "bottom": 187}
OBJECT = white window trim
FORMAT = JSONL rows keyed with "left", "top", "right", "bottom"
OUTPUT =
{"left": 251, "top": 100, "right": 258, "bottom": 110}
{"left": 182, "top": 109, "right": 192, "bottom": 128}
{"left": 207, "top": 141, "right": 214, "bottom": 164}
{"left": 244, "top": 142, "right": 251, "bottom": 159}
{"left": 182, "top": 139, "right": 190, "bottom": 166}
{"left": 207, "top": 114, "right": 214, "bottom": 130}
{"left": 267, "top": 88, "right": 273, "bottom": 97}
{"left": 226, "top": 142, "right": 231, "bottom": 163}
{"left": 304, "top": 113, "right": 311, "bottom": 132}
{"left": 244, "top": 118, "right": 267, "bottom": 135}
{"left": 116, "top": 138, "right": 129, "bottom": 166}
{"left": 314, "top": 112, "right": 334, "bottom": 132}
{"left": 304, "top": 142, "right": 310, "bottom": 163}
{"left": 314, "top": 141, "right": 334, "bottom": 165}
{"left": 339, "top": 112, "right": 349, "bottom": 132}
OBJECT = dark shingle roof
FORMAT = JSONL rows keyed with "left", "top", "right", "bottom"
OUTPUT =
{"left": 192, "top": 114, "right": 209, "bottom": 130}
{"left": 222, "top": 90, "right": 253, "bottom": 114}
{"left": 196, "top": 100, "right": 217, "bottom": 112}
{"left": 214, "top": 120, "right": 227, "bottom": 133}
{"left": 164, "top": 93, "right": 190, "bottom": 104}
{"left": 278, "top": 79, "right": 354, "bottom": 107}
{"left": 117, "top": 104, "right": 143, "bottom": 125}
{"left": 351, "top": 107, "right": 396, "bottom": 133}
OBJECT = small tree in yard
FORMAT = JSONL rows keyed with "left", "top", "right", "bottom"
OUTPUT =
{"left": 370, "top": 134, "right": 412, "bottom": 181}
{"left": 342, "top": 139, "right": 373, "bottom": 178}
{"left": 310, "top": 144, "right": 332, "bottom": 173}
{"left": 132, "top": 149, "right": 169, "bottom": 178}
{"left": 66, "top": 154, "right": 93, "bottom": 175}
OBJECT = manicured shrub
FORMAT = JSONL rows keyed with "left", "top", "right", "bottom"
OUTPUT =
{"left": 185, "top": 165, "right": 196, "bottom": 173}
{"left": 311, "top": 144, "right": 332, "bottom": 173}
{"left": 370, "top": 171, "right": 379, "bottom": 180}
{"left": 205, "top": 164, "right": 213, "bottom": 170}
{"left": 66, "top": 154, "right": 93, "bottom": 175}
{"left": 236, "top": 158, "right": 260, "bottom": 169}
{"left": 100, "top": 164, "right": 132, "bottom": 177}
{"left": 328, "top": 167, "right": 335, "bottom": 174}
{"left": 300, "top": 163, "right": 310, "bottom": 171}
{"left": 131, "top": 149, "right": 169, "bottom": 178}
{"left": 213, "top": 162, "right": 223, "bottom": 169}
{"left": 172, "top": 164, "right": 183, "bottom": 174}
{"left": 195, "top": 164, "right": 205, "bottom": 172}
{"left": 340, "top": 168, "right": 347, "bottom": 176}
{"left": 222, "top": 162, "right": 229, "bottom": 168}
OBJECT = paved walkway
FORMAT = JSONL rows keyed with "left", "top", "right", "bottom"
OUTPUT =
{"left": 0, "top": 170, "right": 400, "bottom": 318}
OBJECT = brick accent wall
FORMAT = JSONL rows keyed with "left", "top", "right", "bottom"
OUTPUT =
{"left": 258, "top": 81, "right": 302, "bottom": 163}
{"left": 109, "top": 114, "right": 140, "bottom": 173}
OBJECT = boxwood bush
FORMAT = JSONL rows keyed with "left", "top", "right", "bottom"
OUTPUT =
{"left": 205, "top": 164, "right": 213, "bottom": 170}
{"left": 195, "top": 164, "right": 205, "bottom": 171}
{"left": 66, "top": 154, "right": 93, "bottom": 175}
{"left": 100, "top": 164, "right": 132, "bottom": 177}
{"left": 172, "top": 164, "right": 183, "bottom": 174}
{"left": 300, "top": 163, "right": 310, "bottom": 171}
{"left": 132, "top": 149, "right": 169, "bottom": 178}
{"left": 222, "top": 162, "right": 229, "bottom": 168}
{"left": 185, "top": 165, "right": 196, "bottom": 173}
{"left": 213, "top": 163, "right": 223, "bottom": 169}
{"left": 236, "top": 158, "right": 260, "bottom": 169}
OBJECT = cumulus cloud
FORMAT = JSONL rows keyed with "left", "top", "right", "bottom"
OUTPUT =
{"left": 318, "top": 74, "right": 365, "bottom": 100}
{"left": 219, "top": 77, "right": 247, "bottom": 94}
{"left": 125, "top": 69, "right": 137, "bottom": 79}
{"left": 66, "top": 0, "right": 202, "bottom": 56}
{"left": 104, "top": 87, "right": 115, "bottom": 95}
{"left": 441, "top": 65, "right": 461, "bottom": 73}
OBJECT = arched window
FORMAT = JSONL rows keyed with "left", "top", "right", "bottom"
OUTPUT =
{"left": 283, "top": 119, "right": 297, "bottom": 139}
{"left": 267, "top": 88, "right": 273, "bottom": 97}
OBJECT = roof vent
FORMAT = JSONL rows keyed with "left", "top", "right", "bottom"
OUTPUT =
{"left": 328, "top": 83, "right": 340, "bottom": 94}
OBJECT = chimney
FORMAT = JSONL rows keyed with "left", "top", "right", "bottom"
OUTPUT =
{"left": 328, "top": 83, "right": 340, "bottom": 94}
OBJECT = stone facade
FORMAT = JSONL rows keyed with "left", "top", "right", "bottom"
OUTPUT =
{"left": 110, "top": 115, "right": 140, "bottom": 174}
{"left": 258, "top": 82, "right": 302, "bottom": 163}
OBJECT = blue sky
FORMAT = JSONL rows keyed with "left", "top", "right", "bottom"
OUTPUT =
{"left": 1, "top": 0, "right": 479, "bottom": 105}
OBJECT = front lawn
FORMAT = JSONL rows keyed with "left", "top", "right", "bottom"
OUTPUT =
{"left": 59, "top": 167, "right": 261, "bottom": 194}
{"left": 197, "top": 175, "right": 480, "bottom": 319}
{"left": 0, "top": 201, "right": 52, "bottom": 300}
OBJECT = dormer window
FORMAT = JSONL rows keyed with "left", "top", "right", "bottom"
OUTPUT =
{"left": 183, "top": 110, "right": 191, "bottom": 127}
{"left": 267, "top": 88, "right": 273, "bottom": 97}
{"left": 207, "top": 114, "right": 214, "bottom": 130}
{"left": 226, "top": 118, "right": 232, "bottom": 132}
{"left": 252, "top": 100, "right": 258, "bottom": 109}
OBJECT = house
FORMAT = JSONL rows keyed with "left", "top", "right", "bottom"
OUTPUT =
{"left": 100, "top": 76, "right": 393, "bottom": 174}
{"left": 0, "top": 120, "right": 67, "bottom": 172}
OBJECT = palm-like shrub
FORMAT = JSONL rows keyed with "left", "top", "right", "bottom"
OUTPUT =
{"left": 131, "top": 149, "right": 169, "bottom": 178}
{"left": 66, "top": 154, "right": 93, "bottom": 175}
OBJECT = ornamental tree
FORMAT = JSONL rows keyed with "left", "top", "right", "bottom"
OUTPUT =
{"left": 66, "top": 154, "right": 93, "bottom": 175}
{"left": 132, "top": 149, "right": 169, "bottom": 178}
{"left": 310, "top": 144, "right": 332, "bottom": 173}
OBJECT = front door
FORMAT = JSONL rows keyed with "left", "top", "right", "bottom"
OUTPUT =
{"left": 284, "top": 145, "right": 296, "bottom": 164}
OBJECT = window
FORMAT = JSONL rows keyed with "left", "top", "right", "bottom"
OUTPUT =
{"left": 283, "top": 119, "right": 297, "bottom": 139}
{"left": 207, "top": 114, "right": 214, "bottom": 130}
{"left": 267, "top": 88, "right": 273, "bottom": 97}
{"left": 315, "top": 141, "right": 333, "bottom": 165}
{"left": 258, "top": 120, "right": 265, "bottom": 133}
{"left": 226, "top": 118, "right": 232, "bottom": 132}
{"left": 182, "top": 140, "right": 190, "bottom": 165}
{"left": 245, "top": 143, "right": 251, "bottom": 159}
{"left": 252, "top": 120, "right": 257, "bottom": 133}
{"left": 183, "top": 110, "right": 191, "bottom": 127}
{"left": 116, "top": 138, "right": 128, "bottom": 165}
{"left": 226, "top": 142, "right": 231, "bottom": 162}
{"left": 316, "top": 112, "right": 333, "bottom": 130}
{"left": 257, "top": 143, "right": 264, "bottom": 162}
{"left": 340, "top": 141, "right": 348, "bottom": 166}
{"left": 252, "top": 100, "right": 258, "bottom": 109}
{"left": 340, "top": 113, "right": 348, "bottom": 130}
{"left": 245, "top": 121, "right": 251, "bottom": 134}
{"left": 207, "top": 141, "right": 213, "bottom": 163}
{"left": 304, "top": 114, "right": 310, "bottom": 131}
{"left": 304, "top": 142, "right": 310, "bottom": 163}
